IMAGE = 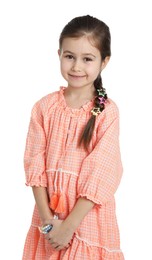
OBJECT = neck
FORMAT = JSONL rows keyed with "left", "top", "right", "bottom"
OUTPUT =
{"left": 65, "top": 85, "right": 95, "bottom": 100}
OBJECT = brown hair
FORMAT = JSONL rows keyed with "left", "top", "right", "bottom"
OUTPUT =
{"left": 59, "top": 15, "right": 111, "bottom": 149}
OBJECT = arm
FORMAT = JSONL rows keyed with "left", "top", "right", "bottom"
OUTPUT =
{"left": 24, "top": 101, "right": 53, "bottom": 223}
{"left": 64, "top": 197, "right": 94, "bottom": 230}
{"left": 32, "top": 186, "right": 54, "bottom": 224}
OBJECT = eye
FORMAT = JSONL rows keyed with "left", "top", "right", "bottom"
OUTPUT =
{"left": 65, "top": 54, "right": 74, "bottom": 60}
{"left": 84, "top": 57, "right": 93, "bottom": 62}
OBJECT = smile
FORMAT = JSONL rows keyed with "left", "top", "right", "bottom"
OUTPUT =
{"left": 69, "top": 74, "right": 86, "bottom": 79}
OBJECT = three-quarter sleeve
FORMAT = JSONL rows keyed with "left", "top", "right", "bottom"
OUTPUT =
{"left": 77, "top": 108, "right": 123, "bottom": 206}
{"left": 24, "top": 101, "right": 47, "bottom": 187}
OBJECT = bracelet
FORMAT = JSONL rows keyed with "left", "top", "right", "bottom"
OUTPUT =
{"left": 38, "top": 214, "right": 58, "bottom": 234}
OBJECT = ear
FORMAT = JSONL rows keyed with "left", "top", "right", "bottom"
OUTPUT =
{"left": 101, "top": 56, "right": 110, "bottom": 71}
{"left": 58, "top": 49, "right": 61, "bottom": 57}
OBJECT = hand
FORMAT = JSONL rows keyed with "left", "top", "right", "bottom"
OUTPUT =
{"left": 45, "top": 219, "right": 74, "bottom": 251}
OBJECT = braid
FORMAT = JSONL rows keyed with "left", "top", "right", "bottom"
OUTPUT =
{"left": 79, "top": 75, "right": 108, "bottom": 150}
{"left": 94, "top": 75, "right": 107, "bottom": 112}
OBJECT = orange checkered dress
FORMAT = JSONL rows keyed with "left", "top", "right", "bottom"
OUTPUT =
{"left": 23, "top": 87, "right": 124, "bottom": 259}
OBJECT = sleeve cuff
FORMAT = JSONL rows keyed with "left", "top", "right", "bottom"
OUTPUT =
{"left": 77, "top": 193, "right": 102, "bottom": 207}
{"left": 25, "top": 173, "right": 47, "bottom": 187}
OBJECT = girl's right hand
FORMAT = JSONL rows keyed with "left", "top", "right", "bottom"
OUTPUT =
{"left": 45, "top": 219, "right": 74, "bottom": 251}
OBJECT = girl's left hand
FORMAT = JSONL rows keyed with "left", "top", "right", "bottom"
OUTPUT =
{"left": 45, "top": 219, "right": 74, "bottom": 251}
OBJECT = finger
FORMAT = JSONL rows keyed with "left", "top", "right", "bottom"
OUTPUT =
{"left": 45, "top": 236, "right": 52, "bottom": 242}
{"left": 54, "top": 245, "right": 64, "bottom": 251}
{"left": 48, "top": 239, "right": 56, "bottom": 245}
{"left": 45, "top": 234, "right": 49, "bottom": 240}
{"left": 65, "top": 243, "right": 71, "bottom": 249}
{"left": 54, "top": 243, "right": 70, "bottom": 251}
{"left": 49, "top": 241, "right": 59, "bottom": 249}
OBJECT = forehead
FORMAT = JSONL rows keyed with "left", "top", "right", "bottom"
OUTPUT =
{"left": 61, "top": 36, "right": 100, "bottom": 55}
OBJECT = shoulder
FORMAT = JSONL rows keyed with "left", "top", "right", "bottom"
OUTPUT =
{"left": 99, "top": 98, "right": 119, "bottom": 122}
{"left": 104, "top": 98, "right": 119, "bottom": 120}
{"left": 31, "top": 89, "right": 60, "bottom": 115}
{"left": 96, "top": 98, "right": 120, "bottom": 133}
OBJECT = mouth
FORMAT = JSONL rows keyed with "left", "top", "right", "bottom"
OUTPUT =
{"left": 68, "top": 74, "right": 86, "bottom": 79}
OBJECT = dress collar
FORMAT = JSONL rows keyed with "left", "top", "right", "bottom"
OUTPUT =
{"left": 59, "top": 86, "right": 94, "bottom": 113}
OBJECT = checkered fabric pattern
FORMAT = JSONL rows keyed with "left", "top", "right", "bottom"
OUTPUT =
{"left": 22, "top": 87, "right": 124, "bottom": 259}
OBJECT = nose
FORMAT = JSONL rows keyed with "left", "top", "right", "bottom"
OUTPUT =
{"left": 71, "top": 59, "right": 82, "bottom": 72}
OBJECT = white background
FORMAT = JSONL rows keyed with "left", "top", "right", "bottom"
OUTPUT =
{"left": 0, "top": 0, "right": 152, "bottom": 259}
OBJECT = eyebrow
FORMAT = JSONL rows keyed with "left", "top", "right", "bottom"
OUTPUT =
{"left": 63, "top": 50, "right": 96, "bottom": 58}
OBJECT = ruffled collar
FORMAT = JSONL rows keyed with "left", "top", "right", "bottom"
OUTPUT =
{"left": 58, "top": 86, "right": 94, "bottom": 114}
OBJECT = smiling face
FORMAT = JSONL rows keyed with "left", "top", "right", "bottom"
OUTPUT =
{"left": 58, "top": 36, "right": 107, "bottom": 89}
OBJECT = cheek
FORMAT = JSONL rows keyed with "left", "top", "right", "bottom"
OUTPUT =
{"left": 60, "top": 60, "right": 70, "bottom": 73}
{"left": 88, "top": 65, "right": 101, "bottom": 78}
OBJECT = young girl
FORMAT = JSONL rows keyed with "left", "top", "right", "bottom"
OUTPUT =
{"left": 23, "top": 15, "right": 124, "bottom": 260}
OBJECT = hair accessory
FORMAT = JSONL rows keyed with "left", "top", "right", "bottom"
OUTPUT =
{"left": 98, "top": 97, "right": 106, "bottom": 105}
{"left": 97, "top": 88, "right": 107, "bottom": 97}
{"left": 91, "top": 107, "right": 101, "bottom": 116}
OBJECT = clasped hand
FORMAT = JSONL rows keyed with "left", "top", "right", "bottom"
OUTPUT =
{"left": 45, "top": 219, "right": 74, "bottom": 251}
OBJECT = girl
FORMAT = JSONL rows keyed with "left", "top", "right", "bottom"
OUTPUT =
{"left": 23, "top": 15, "right": 124, "bottom": 260}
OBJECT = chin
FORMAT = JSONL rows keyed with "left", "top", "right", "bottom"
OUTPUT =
{"left": 68, "top": 84, "right": 85, "bottom": 89}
